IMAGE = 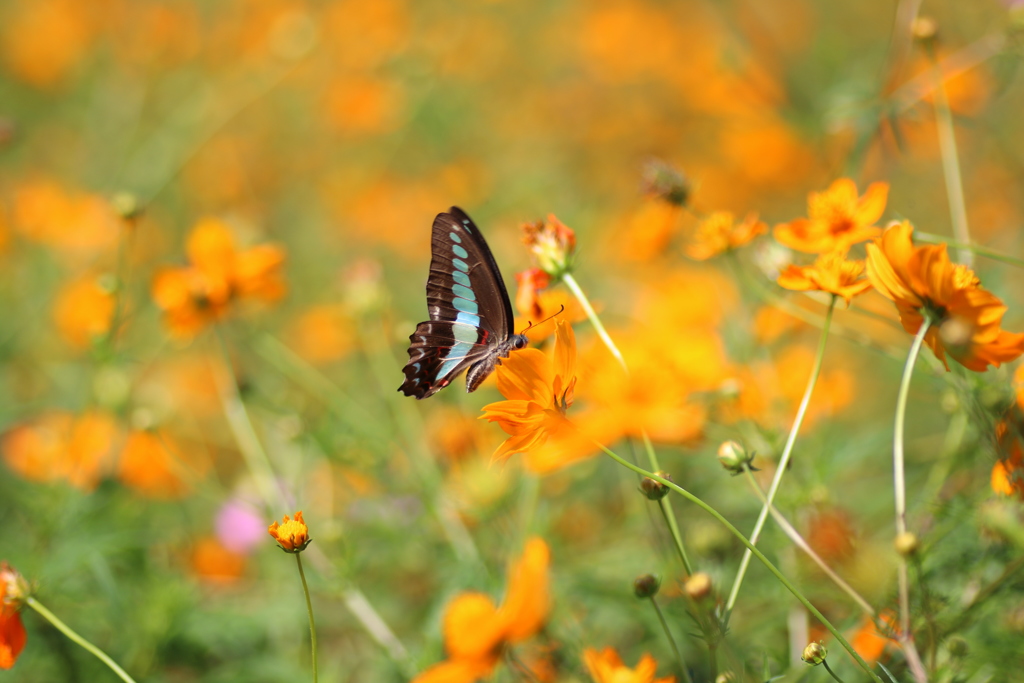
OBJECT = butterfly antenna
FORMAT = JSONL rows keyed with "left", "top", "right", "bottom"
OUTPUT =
{"left": 520, "top": 304, "right": 565, "bottom": 334}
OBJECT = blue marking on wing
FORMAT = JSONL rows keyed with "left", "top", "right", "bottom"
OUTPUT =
{"left": 452, "top": 244, "right": 469, "bottom": 259}
{"left": 452, "top": 270, "right": 471, "bottom": 288}
{"left": 452, "top": 283, "right": 475, "bottom": 301}
{"left": 453, "top": 297, "right": 479, "bottom": 315}
{"left": 436, "top": 339, "right": 474, "bottom": 380}
{"left": 455, "top": 311, "right": 480, "bottom": 328}
{"left": 453, "top": 258, "right": 469, "bottom": 272}
{"left": 449, "top": 231, "right": 462, "bottom": 244}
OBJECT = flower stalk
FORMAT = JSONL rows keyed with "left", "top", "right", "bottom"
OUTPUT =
{"left": 726, "top": 296, "right": 837, "bottom": 614}
{"left": 925, "top": 44, "right": 973, "bottom": 267}
{"left": 564, "top": 275, "right": 695, "bottom": 575}
{"left": 649, "top": 596, "right": 694, "bottom": 683}
{"left": 893, "top": 319, "right": 932, "bottom": 673}
{"left": 596, "top": 443, "right": 885, "bottom": 683}
{"left": 296, "top": 553, "right": 319, "bottom": 683}
{"left": 26, "top": 597, "right": 138, "bottom": 683}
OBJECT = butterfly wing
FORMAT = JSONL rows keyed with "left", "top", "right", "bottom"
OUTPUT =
{"left": 399, "top": 207, "right": 515, "bottom": 399}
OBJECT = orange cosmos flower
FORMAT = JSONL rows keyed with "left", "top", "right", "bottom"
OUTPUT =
{"left": 992, "top": 409, "right": 1024, "bottom": 499}
{"left": 583, "top": 647, "right": 676, "bottom": 683}
{"left": 777, "top": 249, "right": 873, "bottom": 305}
{"left": 849, "top": 612, "right": 897, "bottom": 665}
{"left": 53, "top": 274, "right": 115, "bottom": 349}
{"left": 413, "top": 538, "right": 550, "bottom": 683}
{"left": 0, "top": 562, "right": 28, "bottom": 670}
{"left": 117, "top": 430, "right": 198, "bottom": 499}
{"left": 686, "top": 211, "right": 767, "bottom": 261}
{"left": 515, "top": 268, "right": 552, "bottom": 321}
{"left": 865, "top": 221, "right": 1024, "bottom": 371}
{"left": 522, "top": 215, "right": 576, "bottom": 279}
{"left": 480, "top": 319, "right": 580, "bottom": 463}
{"left": 268, "top": 511, "right": 311, "bottom": 553}
{"left": 152, "top": 217, "right": 286, "bottom": 337}
{"left": 775, "top": 179, "right": 888, "bottom": 253}
{"left": 2, "top": 410, "right": 119, "bottom": 491}
{"left": 191, "top": 537, "right": 247, "bottom": 583}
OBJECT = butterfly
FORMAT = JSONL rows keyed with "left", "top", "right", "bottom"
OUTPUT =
{"left": 399, "top": 207, "right": 528, "bottom": 400}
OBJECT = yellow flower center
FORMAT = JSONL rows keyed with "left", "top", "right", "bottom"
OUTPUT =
{"left": 809, "top": 192, "right": 855, "bottom": 233}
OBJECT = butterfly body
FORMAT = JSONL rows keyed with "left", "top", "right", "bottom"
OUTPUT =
{"left": 399, "top": 207, "right": 528, "bottom": 400}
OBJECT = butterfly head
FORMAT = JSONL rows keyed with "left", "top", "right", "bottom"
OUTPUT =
{"left": 511, "top": 334, "right": 529, "bottom": 351}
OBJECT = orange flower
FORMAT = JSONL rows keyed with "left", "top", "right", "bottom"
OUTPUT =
{"left": 480, "top": 319, "right": 582, "bottom": 464}
{"left": 686, "top": 211, "right": 767, "bottom": 260}
{"left": 775, "top": 179, "right": 888, "bottom": 253}
{"left": 413, "top": 538, "right": 550, "bottom": 683}
{"left": 992, "top": 409, "right": 1024, "bottom": 499}
{"left": 522, "top": 215, "right": 576, "bottom": 279}
{"left": 0, "top": 562, "right": 28, "bottom": 670}
{"left": 11, "top": 180, "right": 119, "bottom": 257}
{"left": 865, "top": 221, "right": 1024, "bottom": 371}
{"left": 849, "top": 612, "right": 897, "bottom": 665}
{"left": 583, "top": 647, "right": 675, "bottom": 683}
{"left": 777, "top": 249, "right": 873, "bottom": 304}
{"left": 191, "top": 537, "right": 247, "bottom": 583}
{"left": 117, "top": 430, "right": 196, "bottom": 499}
{"left": 268, "top": 511, "right": 311, "bottom": 553}
{"left": 2, "top": 410, "right": 119, "bottom": 491}
{"left": 285, "top": 305, "right": 354, "bottom": 364}
{"left": 513, "top": 269, "right": 585, "bottom": 344}
{"left": 53, "top": 274, "right": 115, "bottom": 349}
{"left": 515, "top": 268, "right": 552, "bottom": 321}
{"left": 152, "top": 217, "right": 286, "bottom": 337}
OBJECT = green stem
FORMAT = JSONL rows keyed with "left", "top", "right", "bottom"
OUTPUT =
{"left": 913, "top": 232, "right": 1024, "bottom": 270}
{"left": 927, "top": 45, "right": 973, "bottom": 267}
{"left": 658, "top": 501, "right": 693, "bottom": 577}
{"left": 214, "top": 324, "right": 286, "bottom": 512}
{"left": 296, "top": 554, "right": 319, "bottom": 683}
{"left": 649, "top": 597, "right": 694, "bottom": 683}
{"left": 103, "top": 214, "right": 136, "bottom": 355}
{"left": 26, "top": 597, "right": 138, "bottom": 683}
{"left": 562, "top": 272, "right": 627, "bottom": 373}
{"left": 892, "top": 320, "right": 933, "bottom": 683}
{"left": 565, "top": 276, "right": 695, "bottom": 576}
{"left": 726, "top": 297, "right": 836, "bottom": 614}
{"left": 595, "top": 443, "right": 884, "bottom": 683}
{"left": 893, "top": 321, "right": 931, "bottom": 637}
{"left": 645, "top": 433, "right": 694, "bottom": 576}
{"left": 741, "top": 465, "right": 875, "bottom": 616}
{"left": 822, "top": 660, "right": 847, "bottom": 683}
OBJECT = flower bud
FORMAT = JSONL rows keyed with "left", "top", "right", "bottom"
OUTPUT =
{"left": 717, "top": 441, "right": 754, "bottom": 475}
{"left": 894, "top": 531, "right": 919, "bottom": 556}
{"left": 938, "top": 315, "right": 973, "bottom": 358}
{"left": 633, "top": 574, "right": 661, "bottom": 599}
{"left": 801, "top": 641, "right": 827, "bottom": 666}
{"left": 268, "top": 511, "right": 312, "bottom": 553}
{"left": 521, "top": 215, "right": 576, "bottom": 280}
{"left": 641, "top": 158, "right": 690, "bottom": 207}
{"left": 0, "top": 562, "right": 30, "bottom": 607}
{"left": 946, "top": 635, "right": 968, "bottom": 659}
{"left": 111, "top": 192, "right": 142, "bottom": 222}
{"left": 684, "top": 572, "right": 712, "bottom": 602}
{"left": 911, "top": 16, "right": 939, "bottom": 45}
{"left": 715, "top": 673, "right": 736, "bottom": 683}
{"left": 639, "top": 471, "right": 672, "bottom": 500}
